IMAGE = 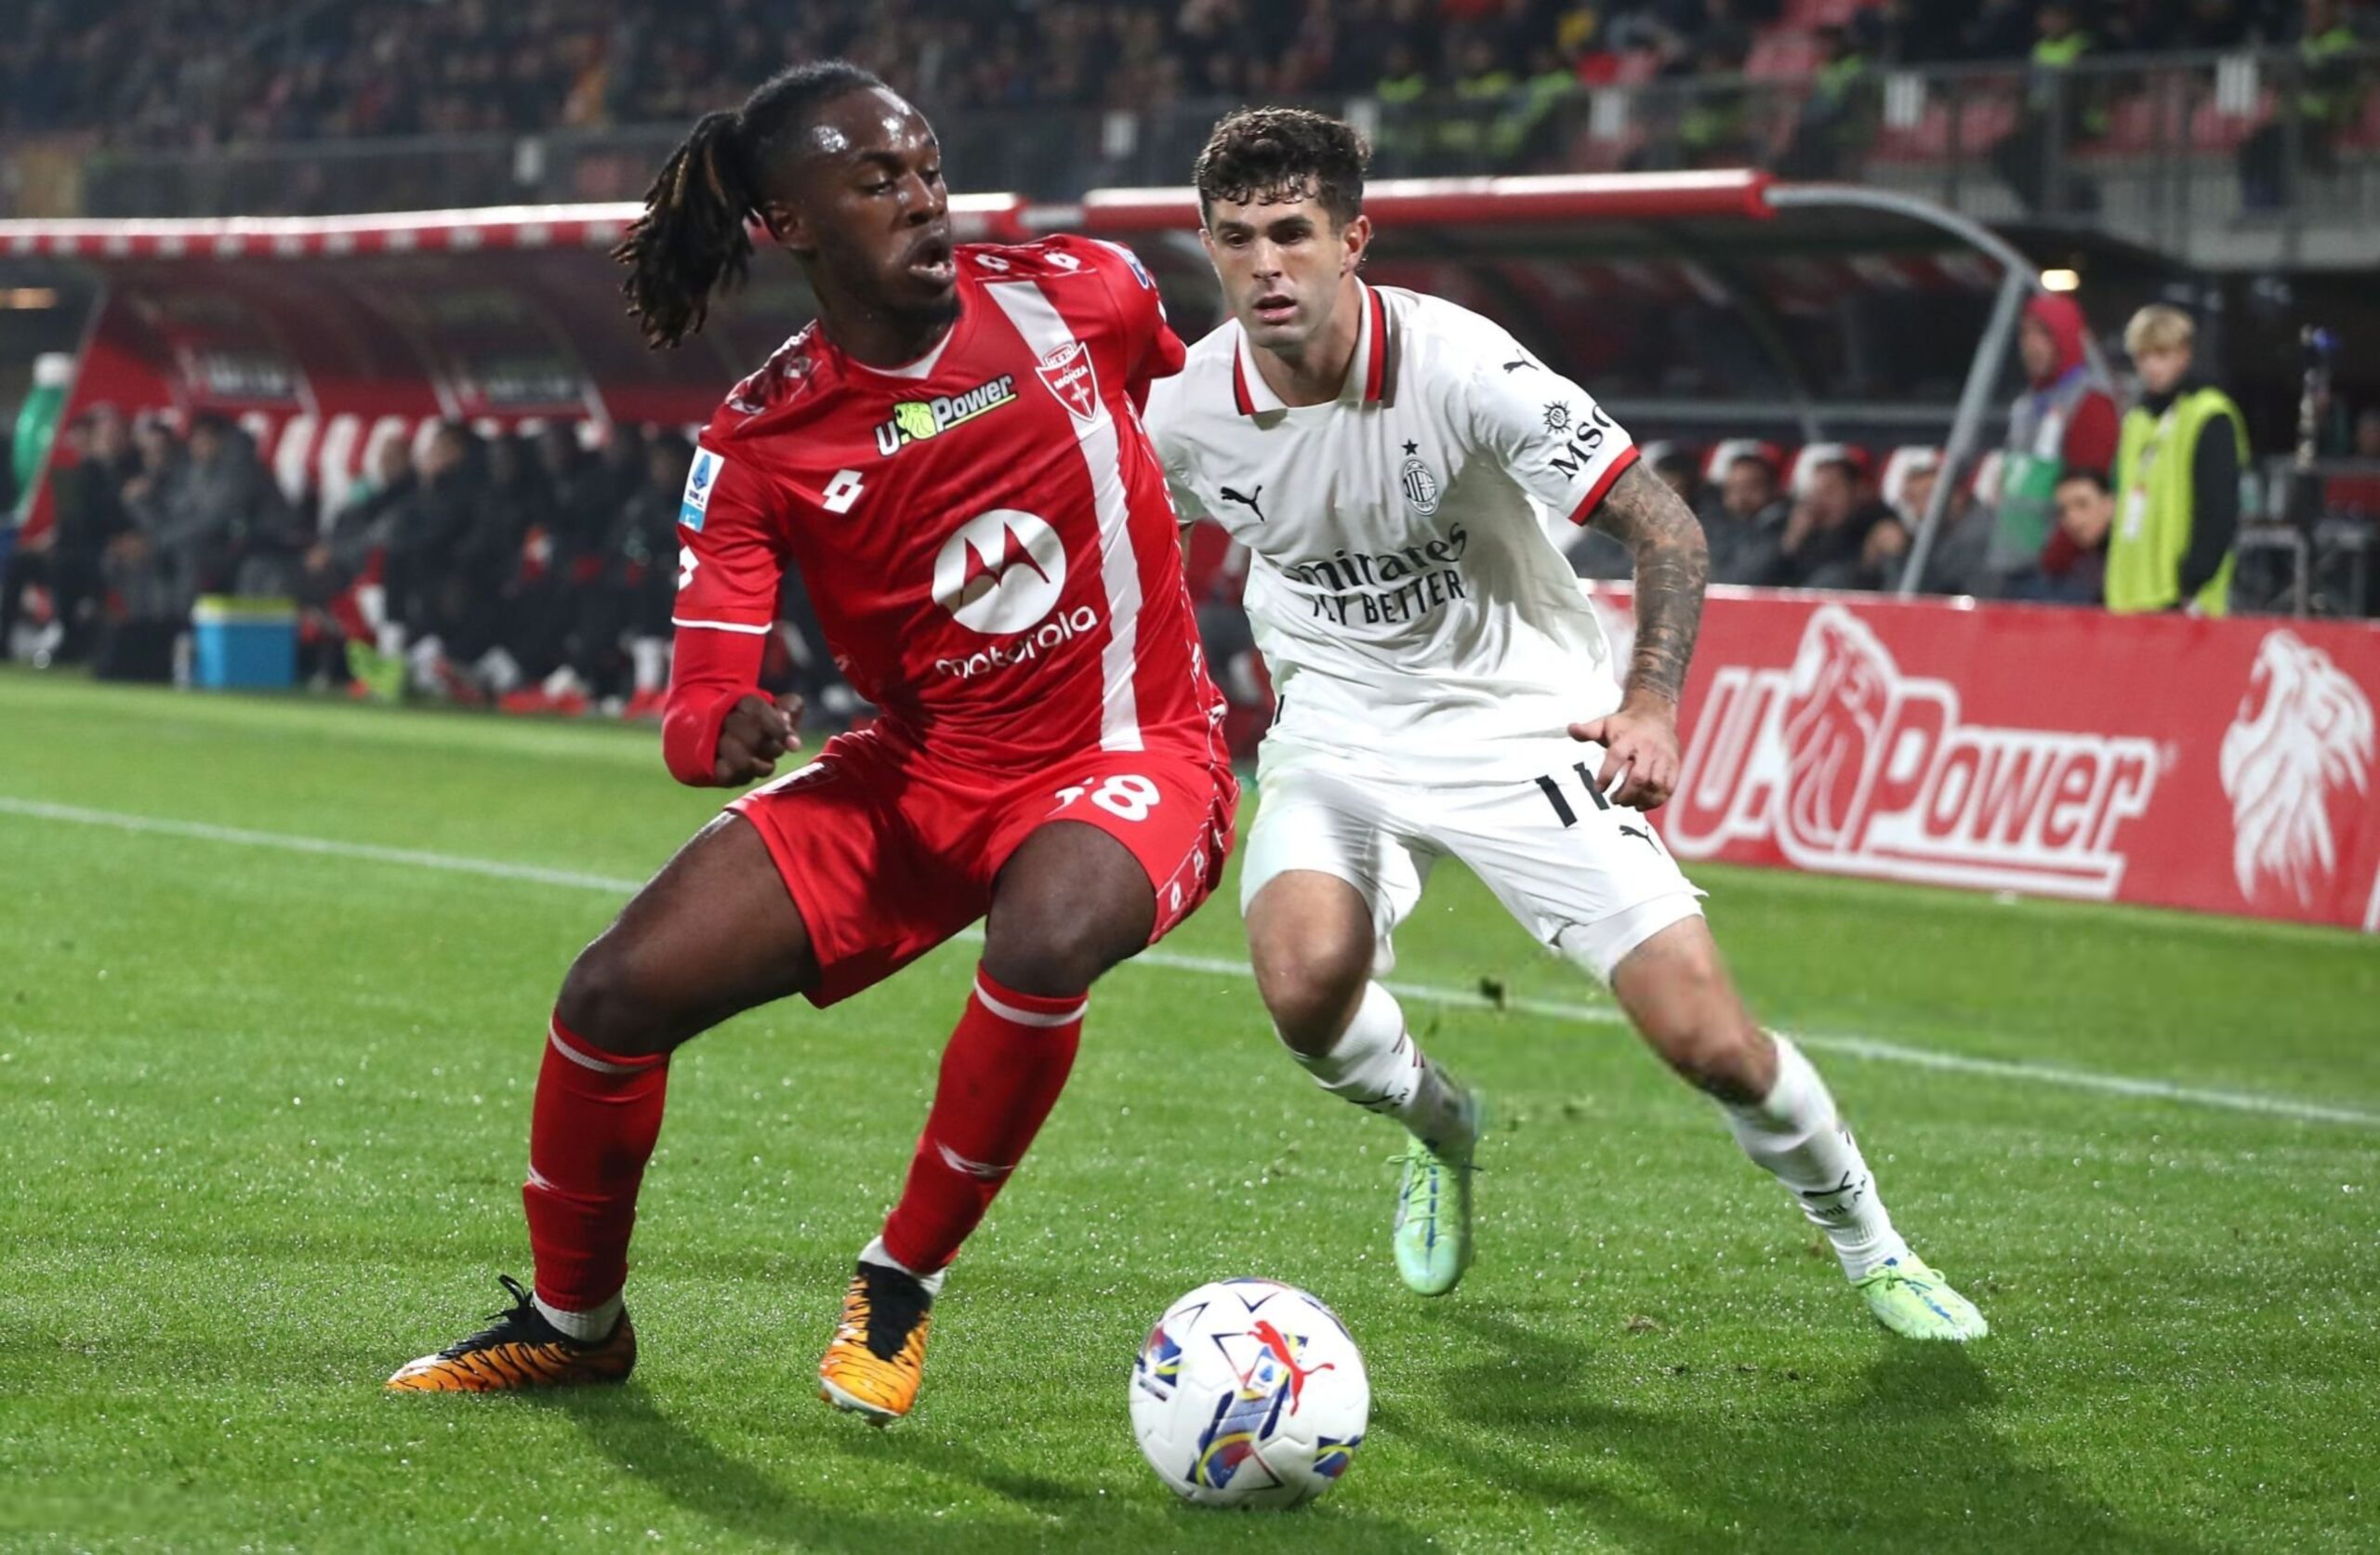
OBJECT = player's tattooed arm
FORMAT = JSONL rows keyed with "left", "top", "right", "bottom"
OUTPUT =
{"left": 1569, "top": 460, "right": 1708, "bottom": 810}
{"left": 1588, "top": 461, "right": 1708, "bottom": 710}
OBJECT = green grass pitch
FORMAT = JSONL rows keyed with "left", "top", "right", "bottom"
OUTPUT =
{"left": 1, "top": 670, "right": 2374, "bottom": 1552}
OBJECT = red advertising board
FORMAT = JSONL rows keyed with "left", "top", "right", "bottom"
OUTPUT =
{"left": 1585, "top": 586, "right": 2380, "bottom": 932}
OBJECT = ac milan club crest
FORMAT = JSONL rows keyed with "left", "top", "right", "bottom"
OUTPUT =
{"left": 1037, "top": 339, "right": 1102, "bottom": 422}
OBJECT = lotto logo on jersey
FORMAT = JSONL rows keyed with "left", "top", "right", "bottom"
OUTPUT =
{"left": 1037, "top": 340, "right": 1102, "bottom": 422}
{"left": 932, "top": 509, "right": 1069, "bottom": 635}
{"left": 680, "top": 449, "right": 724, "bottom": 531}
{"left": 872, "top": 374, "right": 1018, "bottom": 456}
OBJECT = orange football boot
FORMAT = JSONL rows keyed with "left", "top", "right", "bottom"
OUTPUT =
{"left": 817, "top": 1261, "right": 934, "bottom": 1425}
{"left": 386, "top": 1276, "right": 635, "bottom": 1392}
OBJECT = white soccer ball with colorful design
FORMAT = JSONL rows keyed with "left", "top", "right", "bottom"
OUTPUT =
{"left": 1129, "top": 1278, "right": 1369, "bottom": 1509}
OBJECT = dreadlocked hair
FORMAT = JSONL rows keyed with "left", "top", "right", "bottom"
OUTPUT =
{"left": 614, "top": 59, "right": 887, "bottom": 349}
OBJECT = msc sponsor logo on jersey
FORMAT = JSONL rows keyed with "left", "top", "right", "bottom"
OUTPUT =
{"left": 1543, "top": 401, "right": 1619, "bottom": 481}
{"left": 1287, "top": 525, "right": 1471, "bottom": 629}
{"left": 873, "top": 375, "right": 1018, "bottom": 455}
{"left": 1667, "top": 604, "right": 2160, "bottom": 899}
{"left": 1037, "top": 339, "right": 1102, "bottom": 422}
{"left": 680, "top": 449, "right": 724, "bottom": 531}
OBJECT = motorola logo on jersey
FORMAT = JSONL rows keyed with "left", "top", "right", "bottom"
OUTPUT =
{"left": 932, "top": 508, "right": 1069, "bottom": 635}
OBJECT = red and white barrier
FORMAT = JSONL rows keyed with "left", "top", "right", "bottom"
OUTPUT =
{"left": 1587, "top": 586, "right": 2380, "bottom": 932}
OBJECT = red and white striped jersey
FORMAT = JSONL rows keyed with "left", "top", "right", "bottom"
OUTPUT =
{"left": 671, "top": 236, "right": 1220, "bottom": 773}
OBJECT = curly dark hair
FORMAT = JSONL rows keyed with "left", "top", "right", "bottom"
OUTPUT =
{"left": 612, "top": 59, "right": 886, "bottom": 349}
{"left": 1192, "top": 107, "right": 1369, "bottom": 230}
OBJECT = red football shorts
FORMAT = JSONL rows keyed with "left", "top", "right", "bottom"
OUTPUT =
{"left": 728, "top": 725, "right": 1239, "bottom": 1007}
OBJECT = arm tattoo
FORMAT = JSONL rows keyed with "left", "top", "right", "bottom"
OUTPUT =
{"left": 1587, "top": 460, "right": 1709, "bottom": 708}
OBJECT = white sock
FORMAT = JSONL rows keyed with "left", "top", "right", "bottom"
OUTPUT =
{"left": 404, "top": 634, "right": 446, "bottom": 693}
{"left": 476, "top": 646, "right": 523, "bottom": 695}
{"left": 533, "top": 1290, "right": 622, "bottom": 1342}
{"left": 375, "top": 620, "right": 406, "bottom": 657}
{"left": 628, "top": 637, "right": 668, "bottom": 694}
{"left": 1723, "top": 1034, "right": 1910, "bottom": 1279}
{"left": 859, "top": 1234, "right": 948, "bottom": 1298}
{"left": 1288, "top": 982, "right": 1474, "bottom": 1153}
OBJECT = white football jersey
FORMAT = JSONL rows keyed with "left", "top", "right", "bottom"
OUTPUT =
{"left": 1145, "top": 283, "right": 1639, "bottom": 780}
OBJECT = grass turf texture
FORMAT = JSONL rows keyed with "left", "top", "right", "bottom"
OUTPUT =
{"left": 1, "top": 670, "right": 2374, "bottom": 1553}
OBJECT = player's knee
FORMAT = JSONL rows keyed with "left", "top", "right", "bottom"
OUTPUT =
{"left": 1659, "top": 1020, "right": 1768, "bottom": 1104}
{"left": 981, "top": 901, "right": 1128, "bottom": 998}
{"left": 554, "top": 932, "right": 679, "bottom": 1059}
{"left": 1250, "top": 927, "right": 1370, "bottom": 1057}
{"left": 1616, "top": 925, "right": 1765, "bottom": 1102}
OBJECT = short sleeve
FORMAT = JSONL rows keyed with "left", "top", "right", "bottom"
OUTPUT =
{"left": 669, "top": 444, "right": 783, "bottom": 636}
{"left": 1469, "top": 349, "right": 1640, "bottom": 528}
{"left": 1140, "top": 376, "right": 1210, "bottom": 529}
{"left": 1087, "top": 238, "right": 1186, "bottom": 405}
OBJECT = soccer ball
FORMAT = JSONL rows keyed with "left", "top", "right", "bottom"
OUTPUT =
{"left": 1128, "top": 1278, "right": 1369, "bottom": 1509}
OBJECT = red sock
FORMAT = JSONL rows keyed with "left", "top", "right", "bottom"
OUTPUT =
{"left": 522, "top": 1011, "right": 669, "bottom": 1313}
{"left": 879, "top": 966, "right": 1085, "bottom": 1274}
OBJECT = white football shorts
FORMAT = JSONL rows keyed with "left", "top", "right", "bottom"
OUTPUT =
{"left": 1239, "top": 737, "right": 1706, "bottom": 983}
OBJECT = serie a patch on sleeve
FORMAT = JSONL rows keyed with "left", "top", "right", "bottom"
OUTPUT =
{"left": 680, "top": 448, "right": 725, "bottom": 531}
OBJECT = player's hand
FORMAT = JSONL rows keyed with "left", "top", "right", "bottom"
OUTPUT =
{"left": 1568, "top": 697, "right": 1682, "bottom": 810}
{"left": 713, "top": 692, "right": 805, "bottom": 785}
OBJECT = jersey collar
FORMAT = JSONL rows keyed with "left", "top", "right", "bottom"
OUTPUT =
{"left": 1230, "top": 282, "right": 1397, "bottom": 416}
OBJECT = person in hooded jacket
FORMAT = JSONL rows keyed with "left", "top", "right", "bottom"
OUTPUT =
{"left": 1990, "top": 292, "right": 2119, "bottom": 592}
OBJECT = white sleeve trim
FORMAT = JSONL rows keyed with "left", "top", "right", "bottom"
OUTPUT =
{"left": 669, "top": 616, "right": 773, "bottom": 635}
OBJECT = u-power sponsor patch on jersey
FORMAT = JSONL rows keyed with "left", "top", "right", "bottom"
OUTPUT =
{"left": 874, "top": 375, "right": 1019, "bottom": 455}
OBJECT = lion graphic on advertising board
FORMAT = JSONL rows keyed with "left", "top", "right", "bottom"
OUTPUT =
{"left": 2218, "top": 629, "right": 2374, "bottom": 910}
{"left": 1779, "top": 607, "right": 1892, "bottom": 856}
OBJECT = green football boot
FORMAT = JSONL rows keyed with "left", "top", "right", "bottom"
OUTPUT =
{"left": 1390, "top": 1083, "right": 1483, "bottom": 1297}
{"left": 1856, "top": 1255, "right": 1989, "bottom": 1341}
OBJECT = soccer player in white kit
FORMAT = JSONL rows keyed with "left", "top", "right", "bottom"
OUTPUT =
{"left": 1145, "top": 109, "right": 1985, "bottom": 1339}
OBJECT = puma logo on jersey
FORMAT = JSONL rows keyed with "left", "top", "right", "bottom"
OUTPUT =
{"left": 1219, "top": 484, "right": 1266, "bottom": 522}
{"left": 1501, "top": 357, "right": 1536, "bottom": 373}
{"left": 1618, "top": 823, "right": 1660, "bottom": 852}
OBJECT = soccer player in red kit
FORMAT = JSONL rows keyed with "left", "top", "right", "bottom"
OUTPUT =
{"left": 385, "top": 61, "right": 1235, "bottom": 1423}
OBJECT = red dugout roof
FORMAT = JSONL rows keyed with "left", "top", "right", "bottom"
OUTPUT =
{"left": 1058, "top": 169, "right": 1775, "bottom": 232}
{"left": 0, "top": 193, "right": 1030, "bottom": 262}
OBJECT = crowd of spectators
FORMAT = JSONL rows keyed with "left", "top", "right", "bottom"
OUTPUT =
{"left": 0, "top": 407, "right": 840, "bottom": 715}
{"left": 2, "top": 0, "right": 2360, "bottom": 152}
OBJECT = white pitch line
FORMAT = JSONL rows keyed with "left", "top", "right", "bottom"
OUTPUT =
{"left": 6, "top": 794, "right": 2374, "bottom": 1130}
{"left": 0, "top": 797, "right": 646, "bottom": 894}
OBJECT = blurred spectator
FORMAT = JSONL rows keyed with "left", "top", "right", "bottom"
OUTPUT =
{"left": 2356, "top": 405, "right": 2380, "bottom": 459}
{"left": 1775, "top": 24, "right": 1877, "bottom": 178}
{"left": 14, "top": 405, "right": 138, "bottom": 663}
{"left": 1702, "top": 447, "right": 1791, "bottom": 586}
{"left": 2007, "top": 467, "right": 2114, "bottom": 604}
{"left": 2107, "top": 305, "right": 2247, "bottom": 614}
{"left": 1770, "top": 454, "right": 1894, "bottom": 589}
{"left": 2239, "top": 0, "right": 2369, "bottom": 211}
{"left": 1634, "top": 25, "right": 1756, "bottom": 170}
{"left": 126, "top": 411, "right": 284, "bottom": 606}
{"left": 1884, "top": 447, "right": 1994, "bottom": 596}
{"left": 1650, "top": 444, "right": 1706, "bottom": 510}
{"left": 1990, "top": 293, "right": 2121, "bottom": 592}
{"left": 1991, "top": 2, "right": 2107, "bottom": 214}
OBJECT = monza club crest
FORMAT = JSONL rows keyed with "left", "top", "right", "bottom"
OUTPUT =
{"left": 1037, "top": 339, "right": 1102, "bottom": 422}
